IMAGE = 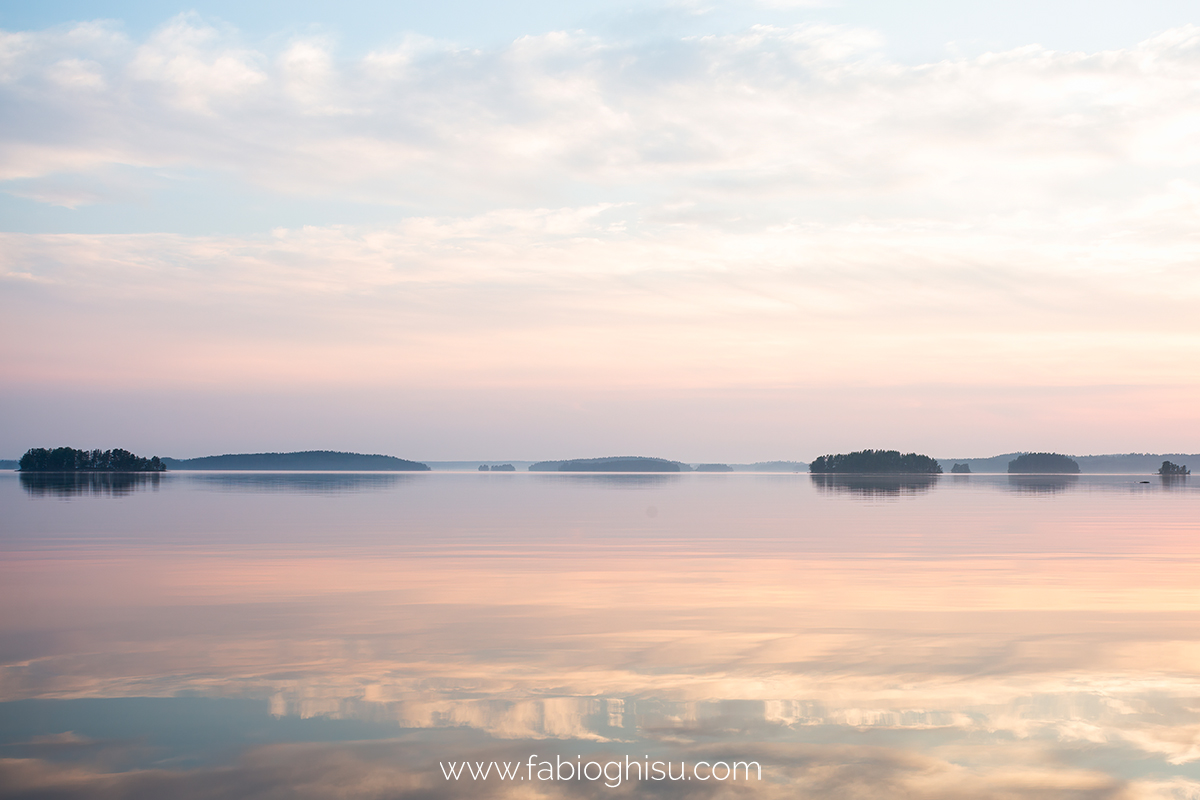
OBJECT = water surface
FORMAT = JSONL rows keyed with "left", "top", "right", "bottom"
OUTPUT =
{"left": 2, "top": 472, "right": 1198, "bottom": 798}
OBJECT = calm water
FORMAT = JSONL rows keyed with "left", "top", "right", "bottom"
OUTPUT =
{"left": 2, "top": 471, "right": 1198, "bottom": 799}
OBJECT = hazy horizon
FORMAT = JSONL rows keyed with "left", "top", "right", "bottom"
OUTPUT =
{"left": 7, "top": 447, "right": 1198, "bottom": 468}
{"left": 3, "top": 0, "right": 1199, "bottom": 460}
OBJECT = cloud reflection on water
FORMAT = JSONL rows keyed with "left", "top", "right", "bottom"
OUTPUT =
{"left": 0, "top": 724, "right": 1161, "bottom": 796}
{"left": 2, "top": 474, "right": 1200, "bottom": 797}
{"left": 0, "top": 732, "right": 1175, "bottom": 800}
{"left": 7, "top": 549, "right": 1200, "bottom": 773}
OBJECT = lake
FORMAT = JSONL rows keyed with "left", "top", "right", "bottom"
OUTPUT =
{"left": 1, "top": 471, "right": 1198, "bottom": 798}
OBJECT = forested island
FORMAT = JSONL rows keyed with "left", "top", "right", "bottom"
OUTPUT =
{"left": 162, "top": 451, "right": 430, "bottom": 471}
{"left": 694, "top": 463, "right": 734, "bottom": 472}
{"left": 937, "top": 452, "right": 1200, "bottom": 473}
{"left": 950, "top": 463, "right": 971, "bottom": 473}
{"left": 19, "top": 447, "right": 165, "bottom": 472}
{"left": 1007, "top": 453, "right": 1080, "bottom": 473}
{"left": 529, "top": 456, "right": 688, "bottom": 472}
{"left": 809, "top": 450, "right": 942, "bottom": 474}
{"left": 1159, "top": 460, "right": 1190, "bottom": 476}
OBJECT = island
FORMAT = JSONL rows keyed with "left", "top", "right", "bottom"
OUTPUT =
{"left": 950, "top": 463, "right": 971, "bottom": 473}
{"left": 19, "top": 447, "right": 165, "bottom": 472}
{"left": 1007, "top": 453, "right": 1080, "bottom": 474}
{"left": 743, "top": 461, "right": 807, "bottom": 472}
{"left": 693, "top": 463, "right": 734, "bottom": 472}
{"left": 529, "top": 456, "right": 689, "bottom": 472}
{"left": 1159, "top": 460, "right": 1190, "bottom": 476}
{"left": 808, "top": 450, "right": 942, "bottom": 474}
{"left": 162, "top": 451, "right": 430, "bottom": 471}
{"left": 479, "top": 464, "right": 516, "bottom": 471}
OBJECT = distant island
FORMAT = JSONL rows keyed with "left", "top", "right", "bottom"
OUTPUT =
{"left": 19, "top": 447, "right": 165, "bottom": 472}
{"left": 162, "top": 451, "right": 430, "bottom": 471}
{"left": 479, "top": 464, "right": 516, "bottom": 471}
{"left": 1159, "top": 460, "right": 1190, "bottom": 476}
{"left": 940, "top": 452, "right": 1200, "bottom": 474}
{"left": 529, "top": 456, "right": 688, "bottom": 472}
{"left": 740, "top": 461, "right": 807, "bottom": 472}
{"left": 809, "top": 450, "right": 942, "bottom": 474}
{"left": 950, "top": 463, "right": 971, "bottom": 473}
{"left": 1007, "top": 453, "right": 1080, "bottom": 474}
{"left": 693, "top": 463, "right": 733, "bottom": 472}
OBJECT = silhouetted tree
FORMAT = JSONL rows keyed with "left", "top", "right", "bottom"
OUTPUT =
{"left": 19, "top": 447, "right": 166, "bottom": 472}
{"left": 808, "top": 450, "right": 942, "bottom": 474}
{"left": 1007, "top": 453, "right": 1080, "bottom": 474}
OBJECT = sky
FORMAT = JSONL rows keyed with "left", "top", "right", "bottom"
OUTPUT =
{"left": 1, "top": 0, "right": 1199, "bottom": 461}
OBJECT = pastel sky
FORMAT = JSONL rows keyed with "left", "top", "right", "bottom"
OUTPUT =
{"left": 2, "top": 0, "right": 1198, "bottom": 461}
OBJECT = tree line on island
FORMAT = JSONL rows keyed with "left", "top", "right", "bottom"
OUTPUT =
{"left": 15, "top": 449, "right": 432, "bottom": 472}
{"left": 808, "top": 450, "right": 943, "bottom": 474}
{"left": 808, "top": 451, "right": 1189, "bottom": 476}
{"left": 163, "top": 451, "right": 430, "bottom": 471}
{"left": 529, "top": 456, "right": 696, "bottom": 472}
{"left": 19, "top": 447, "right": 165, "bottom": 472}
{"left": 1006, "top": 452, "right": 1080, "bottom": 473}
{"left": 803, "top": 450, "right": 1186, "bottom": 475}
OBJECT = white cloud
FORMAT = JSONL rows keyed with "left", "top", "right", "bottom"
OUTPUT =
{"left": 0, "top": 15, "right": 1198, "bottom": 446}
{"left": 1, "top": 16, "right": 1198, "bottom": 216}
{"left": 2, "top": 203, "right": 1198, "bottom": 396}
{"left": 127, "top": 15, "right": 268, "bottom": 114}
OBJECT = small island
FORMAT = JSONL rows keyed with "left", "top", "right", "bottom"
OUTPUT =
{"left": 950, "top": 463, "right": 971, "bottom": 473}
{"left": 529, "top": 456, "right": 688, "bottom": 473}
{"left": 694, "top": 463, "right": 734, "bottom": 472}
{"left": 1159, "top": 461, "right": 1190, "bottom": 476}
{"left": 479, "top": 464, "right": 516, "bottom": 471}
{"left": 19, "top": 447, "right": 165, "bottom": 472}
{"left": 809, "top": 450, "right": 942, "bottom": 474}
{"left": 1007, "top": 453, "right": 1080, "bottom": 474}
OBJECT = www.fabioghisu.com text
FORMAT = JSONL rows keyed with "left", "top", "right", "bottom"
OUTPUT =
{"left": 441, "top": 755, "right": 763, "bottom": 788}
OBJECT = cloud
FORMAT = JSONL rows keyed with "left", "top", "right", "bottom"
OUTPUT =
{"left": 2, "top": 16, "right": 1200, "bottom": 213}
{"left": 1, "top": 15, "right": 1199, "bottom": 453}
{"left": 2, "top": 208, "right": 1198, "bottom": 393}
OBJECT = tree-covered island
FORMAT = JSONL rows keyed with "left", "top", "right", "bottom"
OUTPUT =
{"left": 1159, "top": 461, "right": 1190, "bottom": 476}
{"left": 808, "top": 450, "right": 942, "bottom": 474}
{"left": 1007, "top": 453, "right": 1080, "bottom": 473}
{"left": 529, "top": 456, "right": 689, "bottom": 472}
{"left": 20, "top": 447, "right": 165, "bottom": 472}
{"left": 162, "top": 451, "right": 429, "bottom": 470}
